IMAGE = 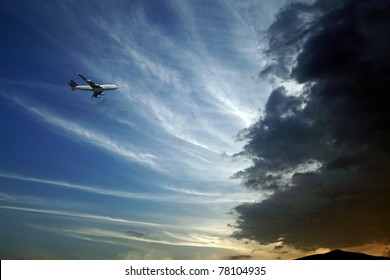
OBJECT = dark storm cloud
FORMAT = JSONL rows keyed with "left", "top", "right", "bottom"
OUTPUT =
{"left": 233, "top": 0, "right": 390, "bottom": 250}
{"left": 260, "top": 2, "right": 317, "bottom": 79}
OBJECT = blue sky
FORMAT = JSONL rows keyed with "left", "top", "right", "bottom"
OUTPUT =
{"left": 3, "top": 0, "right": 389, "bottom": 260}
{"left": 0, "top": 0, "right": 300, "bottom": 259}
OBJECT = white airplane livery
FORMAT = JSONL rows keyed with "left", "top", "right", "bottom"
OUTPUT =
{"left": 68, "top": 73, "right": 118, "bottom": 98}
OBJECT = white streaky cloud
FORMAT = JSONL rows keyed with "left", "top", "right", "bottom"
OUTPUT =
{"left": 0, "top": 192, "right": 19, "bottom": 202}
{"left": 162, "top": 230, "right": 226, "bottom": 246}
{"left": 124, "top": 47, "right": 185, "bottom": 89}
{"left": 5, "top": 0, "right": 268, "bottom": 159}
{"left": 159, "top": 183, "right": 263, "bottom": 203}
{"left": 60, "top": 227, "right": 235, "bottom": 249}
{"left": 19, "top": 214, "right": 320, "bottom": 259}
{"left": 65, "top": 226, "right": 311, "bottom": 259}
{"left": 2, "top": 0, "right": 268, "bottom": 197}
{"left": 82, "top": 1, "right": 262, "bottom": 154}
{"left": 10, "top": 97, "right": 160, "bottom": 170}
{"left": 59, "top": 27, "right": 257, "bottom": 190}
{"left": 0, "top": 172, "right": 260, "bottom": 204}
{"left": 0, "top": 205, "right": 231, "bottom": 238}
{"left": 0, "top": 191, "right": 52, "bottom": 206}
{"left": 0, "top": 172, "right": 146, "bottom": 201}
{"left": 0, "top": 205, "right": 184, "bottom": 229}
{"left": 145, "top": 98, "right": 221, "bottom": 153}
{"left": 90, "top": 5, "right": 188, "bottom": 92}
{"left": 0, "top": 191, "right": 99, "bottom": 212}
{"left": 160, "top": 185, "right": 220, "bottom": 197}
{"left": 28, "top": 222, "right": 245, "bottom": 252}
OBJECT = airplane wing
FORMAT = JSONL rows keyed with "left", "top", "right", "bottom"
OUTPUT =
{"left": 78, "top": 73, "right": 101, "bottom": 89}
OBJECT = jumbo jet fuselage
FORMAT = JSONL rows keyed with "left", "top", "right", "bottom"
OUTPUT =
{"left": 72, "top": 84, "right": 118, "bottom": 92}
{"left": 68, "top": 74, "right": 118, "bottom": 98}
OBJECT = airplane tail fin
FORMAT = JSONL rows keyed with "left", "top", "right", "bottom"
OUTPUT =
{"left": 68, "top": 80, "right": 78, "bottom": 90}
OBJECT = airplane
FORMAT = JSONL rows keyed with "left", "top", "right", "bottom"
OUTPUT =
{"left": 68, "top": 73, "right": 118, "bottom": 98}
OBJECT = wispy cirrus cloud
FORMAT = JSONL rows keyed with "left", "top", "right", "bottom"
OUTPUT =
{"left": 1, "top": 203, "right": 320, "bottom": 259}
{"left": 83, "top": 0, "right": 263, "bottom": 153}
{"left": 0, "top": 205, "right": 237, "bottom": 249}
{"left": 0, "top": 205, "right": 182, "bottom": 229}
{"left": 0, "top": 172, "right": 259, "bottom": 205}
{"left": 9, "top": 96, "right": 160, "bottom": 170}
{"left": 61, "top": 227, "right": 235, "bottom": 249}
{"left": 3, "top": 0, "right": 264, "bottom": 181}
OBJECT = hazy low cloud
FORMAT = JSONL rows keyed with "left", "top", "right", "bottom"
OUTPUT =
{"left": 227, "top": 254, "right": 252, "bottom": 260}
{"left": 233, "top": 0, "right": 390, "bottom": 250}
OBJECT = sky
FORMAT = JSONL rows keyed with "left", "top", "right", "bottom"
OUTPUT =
{"left": 1, "top": 0, "right": 389, "bottom": 260}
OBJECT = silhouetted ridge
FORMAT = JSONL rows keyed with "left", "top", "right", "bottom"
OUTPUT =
{"left": 297, "top": 250, "right": 390, "bottom": 260}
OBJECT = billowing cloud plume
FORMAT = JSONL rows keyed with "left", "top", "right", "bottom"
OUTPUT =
{"left": 233, "top": 0, "right": 390, "bottom": 251}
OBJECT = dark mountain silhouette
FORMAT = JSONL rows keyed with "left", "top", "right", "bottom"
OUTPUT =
{"left": 297, "top": 249, "right": 390, "bottom": 260}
